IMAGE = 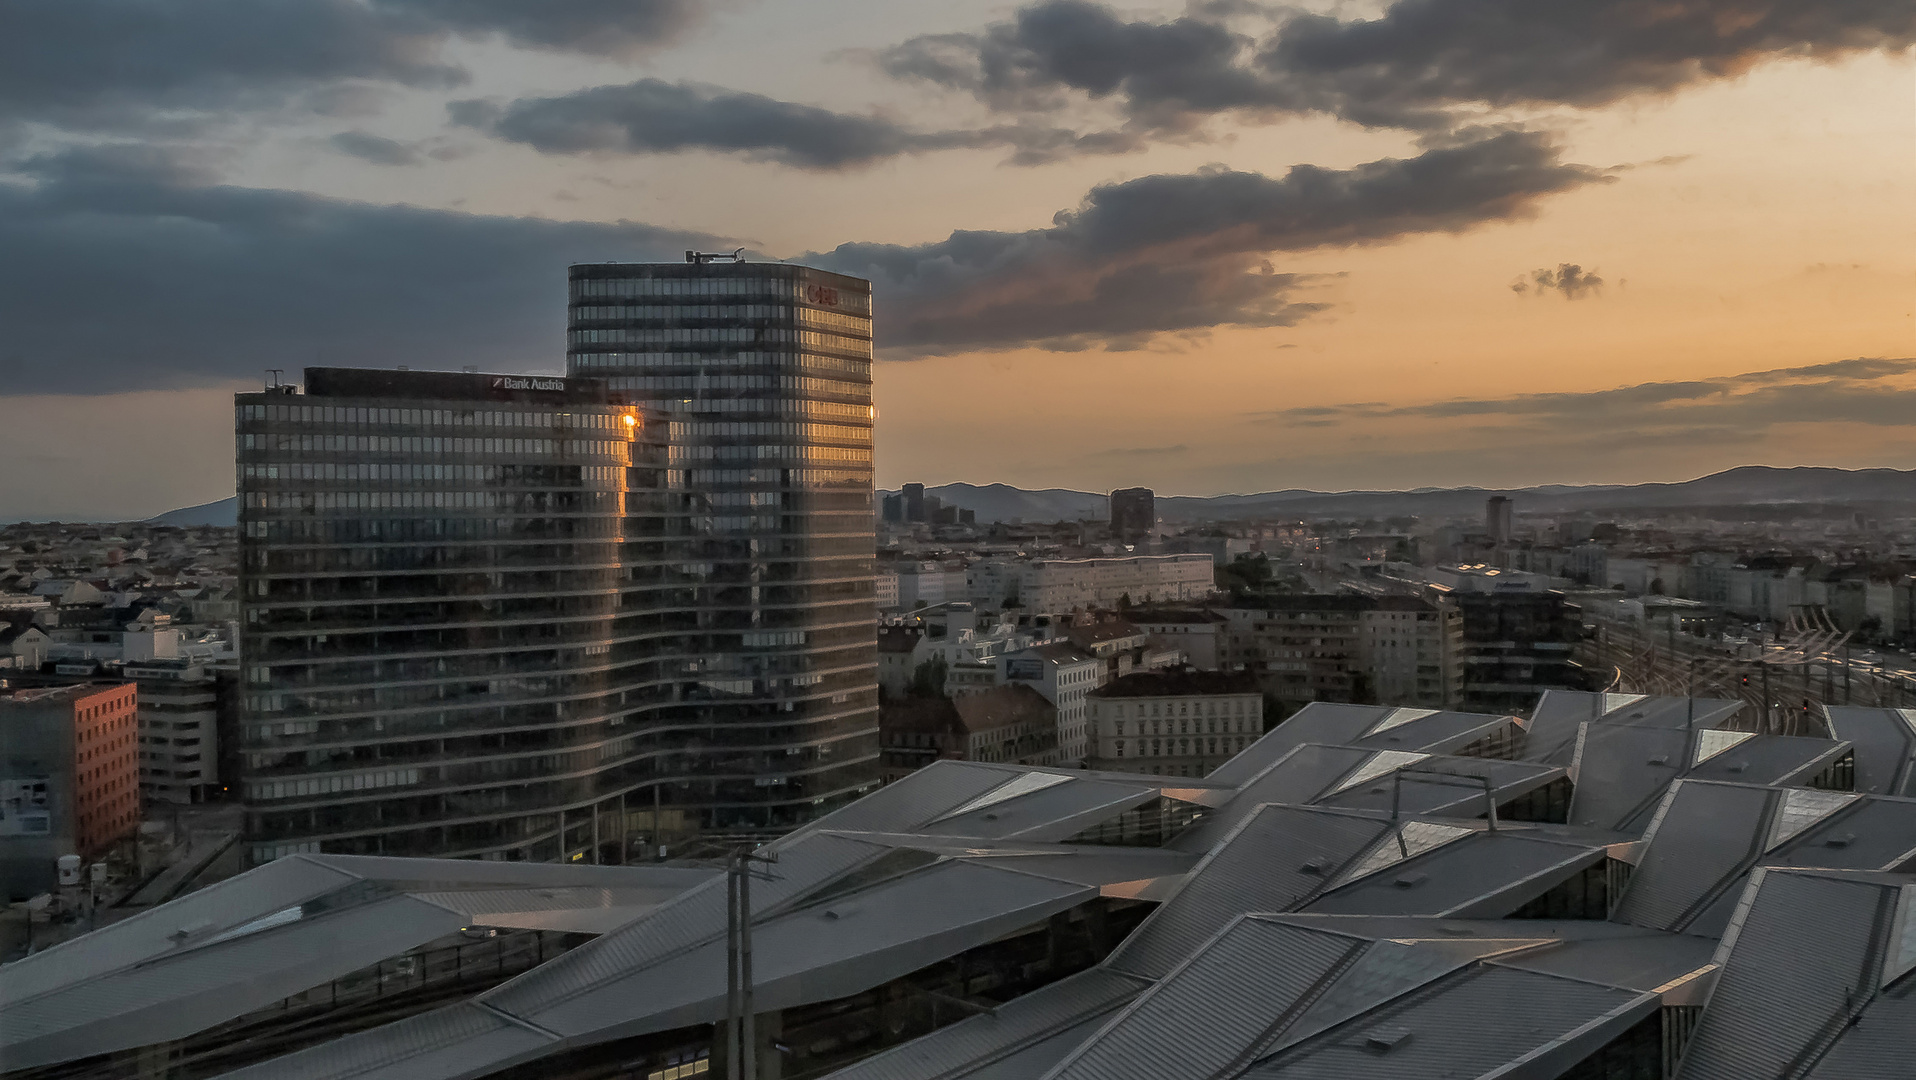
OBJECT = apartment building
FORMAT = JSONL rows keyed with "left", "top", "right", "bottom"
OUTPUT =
{"left": 1084, "top": 669, "right": 1262, "bottom": 778}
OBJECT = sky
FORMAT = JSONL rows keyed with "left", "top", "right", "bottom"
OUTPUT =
{"left": 0, "top": 0, "right": 1912, "bottom": 520}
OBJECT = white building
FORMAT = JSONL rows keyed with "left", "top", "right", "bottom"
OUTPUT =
{"left": 123, "top": 659, "right": 223, "bottom": 804}
{"left": 1000, "top": 642, "right": 1103, "bottom": 764}
{"left": 969, "top": 553, "right": 1214, "bottom": 614}
{"left": 1085, "top": 669, "right": 1263, "bottom": 778}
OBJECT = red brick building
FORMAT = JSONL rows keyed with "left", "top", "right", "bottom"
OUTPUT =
{"left": 1, "top": 682, "right": 141, "bottom": 896}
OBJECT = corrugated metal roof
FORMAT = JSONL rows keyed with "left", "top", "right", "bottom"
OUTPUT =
{"left": 1240, "top": 964, "right": 1650, "bottom": 1080}
{"left": 925, "top": 778, "right": 1160, "bottom": 842}
{"left": 1107, "top": 805, "right": 1391, "bottom": 980}
{"left": 1309, "top": 832, "right": 1603, "bottom": 919}
{"left": 1675, "top": 869, "right": 1902, "bottom": 1080}
{"left": 1824, "top": 706, "right": 1916, "bottom": 796}
{"left": 0, "top": 853, "right": 357, "bottom": 1009}
{"left": 800, "top": 759, "right": 1025, "bottom": 834}
{"left": 483, "top": 830, "right": 883, "bottom": 1017}
{"left": 518, "top": 856, "right": 1098, "bottom": 1040}
{"left": 1205, "top": 705, "right": 1519, "bottom": 788}
{"left": 821, "top": 967, "right": 1147, "bottom": 1080}
{"left": 2, "top": 894, "right": 464, "bottom": 1071}
{"left": 1610, "top": 780, "right": 1776, "bottom": 934}
{"left": 1527, "top": 691, "right": 1742, "bottom": 766}
{"left": 215, "top": 1002, "right": 552, "bottom": 1080}
{"left": 1047, "top": 918, "right": 1362, "bottom": 1080}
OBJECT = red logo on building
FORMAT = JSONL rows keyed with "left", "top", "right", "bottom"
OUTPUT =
{"left": 806, "top": 285, "right": 840, "bottom": 308}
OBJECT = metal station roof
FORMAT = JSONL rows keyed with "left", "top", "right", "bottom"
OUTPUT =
{"left": 1610, "top": 779, "right": 1916, "bottom": 937}
{"left": 1204, "top": 704, "right": 1524, "bottom": 788}
{"left": 13, "top": 695, "right": 1916, "bottom": 1080}
{"left": 1822, "top": 705, "right": 1916, "bottom": 796}
{"left": 0, "top": 856, "right": 714, "bottom": 1072}
{"left": 1526, "top": 690, "right": 1745, "bottom": 766}
{"left": 1567, "top": 725, "right": 1852, "bottom": 833}
{"left": 1674, "top": 867, "right": 1916, "bottom": 1079}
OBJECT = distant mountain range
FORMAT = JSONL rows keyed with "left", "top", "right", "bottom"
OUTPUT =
{"left": 888, "top": 466, "right": 1916, "bottom": 523}
{"left": 88, "top": 465, "right": 1916, "bottom": 529}
{"left": 148, "top": 497, "right": 237, "bottom": 527}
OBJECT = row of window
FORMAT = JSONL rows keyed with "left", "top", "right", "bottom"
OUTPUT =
{"left": 1112, "top": 716, "right": 1255, "bottom": 737}
{"left": 673, "top": 421, "right": 872, "bottom": 444}
{"left": 666, "top": 397, "right": 873, "bottom": 422}
{"left": 569, "top": 327, "right": 873, "bottom": 356}
{"left": 673, "top": 467, "right": 869, "bottom": 488}
{"left": 243, "top": 464, "right": 624, "bottom": 485}
{"left": 247, "top": 768, "right": 421, "bottom": 801}
{"left": 570, "top": 275, "right": 872, "bottom": 316}
{"left": 1101, "top": 697, "right": 1253, "bottom": 719}
{"left": 244, "top": 489, "right": 619, "bottom": 512}
{"left": 664, "top": 443, "right": 873, "bottom": 466}
{"left": 572, "top": 351, "right": 870, "bottom": 382}
{"left": 1114, "top": 736, "right": 1249, "bottom": 758}
{"left": 602, "top": 373, "right": 869, "bottom": 400}
{"left": 241, "top": 435, "right": 628, "bottom": 458}
{"left": 240, "top": 404, "right": 626, "bottom": 430}
{"left": 572, "top": 304, "right": 802, "bottom": 322}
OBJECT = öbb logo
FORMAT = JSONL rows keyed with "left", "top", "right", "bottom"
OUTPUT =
{"left": 805, "top": 285, "right": 840, "bottom": 308}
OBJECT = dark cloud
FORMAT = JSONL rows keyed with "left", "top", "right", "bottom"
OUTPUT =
{"left": 1255, "top": 357, "right": 1916, "bottom": 428}
{"left": 1513, "top": 262, "right": 1603, "bottom": 298}
{"left": 328, "top": 131, "right": 424, "bottom": 166}
{"left": 808, "top": 129, "right": 1607, "bottom": 352}
{"left": 0, "top": 0, "right": 705, "bottom": 134}
{"left": 455, "top": 80, "right": 1137, "bottom": 170}
{"left": 0, "top": 147, "right": 723, "bottom": 395}
{"left": 0, "top": 129, "right": 1600, "bottom": 394}
{"left": 374, "top": 0, "right": 705, "bottom": 58}
{"left": 881, "top": 0, "right": 1916, "bottom": 139}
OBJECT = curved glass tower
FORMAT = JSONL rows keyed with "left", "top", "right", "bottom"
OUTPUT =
{"left": 567, "top": 259, "right": 880, "bottom": 832}
{"left": 236, "top": 369, "right": 659, "bottom": 863}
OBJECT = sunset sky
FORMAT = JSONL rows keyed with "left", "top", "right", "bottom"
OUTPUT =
{"left": 1, "top": 0, "right": 1912, "bottom": 519}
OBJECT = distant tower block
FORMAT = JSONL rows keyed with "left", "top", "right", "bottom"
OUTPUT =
{"left": 1111, "top": 487, "right": 1156, "bottom": 540}
{"left": 1486, "top": 495, "right": 1514, "bottom": 544}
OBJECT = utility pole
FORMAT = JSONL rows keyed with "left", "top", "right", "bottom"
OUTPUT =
{"left": 724, "top": 845, "right": 778, "bottom": 1080}
{"left": 1761, "top": 659, "right": 1772, "bottom": 736}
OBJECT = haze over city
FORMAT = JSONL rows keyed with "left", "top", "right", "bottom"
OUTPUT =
{"left": 2, "top": 0, "right": 1912, "bottom": 521}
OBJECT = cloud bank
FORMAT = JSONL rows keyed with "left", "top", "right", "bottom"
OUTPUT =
{"left": 0, "top": 130, "right": 1604, "bottom": 393}
{"left": 1255, "top": 357, "right": 1916, "bottom": 440}
{"left": 452, "top": 80, "right": 1132, "bottom": 170}
{"left": 880, "top": 0, "right": 1916, "bottom": 140}
{"left": 811, "top": 129, "right": 1607, "bottom": 352}
{"left": 0, "top": 0, "right": 706, "bottom": 135}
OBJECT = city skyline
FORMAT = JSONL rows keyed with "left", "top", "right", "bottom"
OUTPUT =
{"left": 1, "top": 1, "right": 1913, "bottom": 520}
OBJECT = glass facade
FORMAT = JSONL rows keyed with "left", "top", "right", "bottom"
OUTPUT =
{"left": 236, "top": 369, "right": 664, "bottom": 863}
{"left": 567, "top": 260, "right": 881, "bottom": 831}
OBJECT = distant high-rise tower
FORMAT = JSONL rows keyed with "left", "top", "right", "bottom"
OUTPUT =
{"left": 567, "top": 255, "right": 880, "bottom": 830}
{"left": 1111, "top": 487, "right": 1155, "bottom": 539}
{"left": 902, "top": 482, "right": 926, "bottom": 523}
{"left": 1486, "top": 495, "right": 1514, "bottom": 544}
{"left": 235, "top": 368, "right": 661, "bottom": 864}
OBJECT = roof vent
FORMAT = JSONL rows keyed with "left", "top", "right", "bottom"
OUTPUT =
{"left": 1300, "top": 858, "right": 1327, "bottom": 875}
{"left": 1362, "top": 1026, "right": 1412, "bottom": 1052}
{"left": 1393, "top": 872, "right": 1428, "bottom": 889}
{"left": 1824, "top": 833, "right": 1855, "bottom": 849}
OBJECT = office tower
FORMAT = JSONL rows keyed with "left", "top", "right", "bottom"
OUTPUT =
{"left": 1486, "top": 495, "right": 1514, "bottom": 544}
{"left": 1110, "top": 487, "right": 1155, "bottom": 539}
{"left": 0, "top": 682, "right": 140, "bottom": 897}
{"left": 567, "top": 255, "right": 881, "bottom": 830}
{"left": 235, "top": 368, "right": 664, "bottom": 864}
{"left": 902, "top": 482, "right": 926, "bottom": 523}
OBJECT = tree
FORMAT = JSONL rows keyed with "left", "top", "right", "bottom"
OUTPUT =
{"left": 910, "top": 657, "right": 950, "bottom": 699}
